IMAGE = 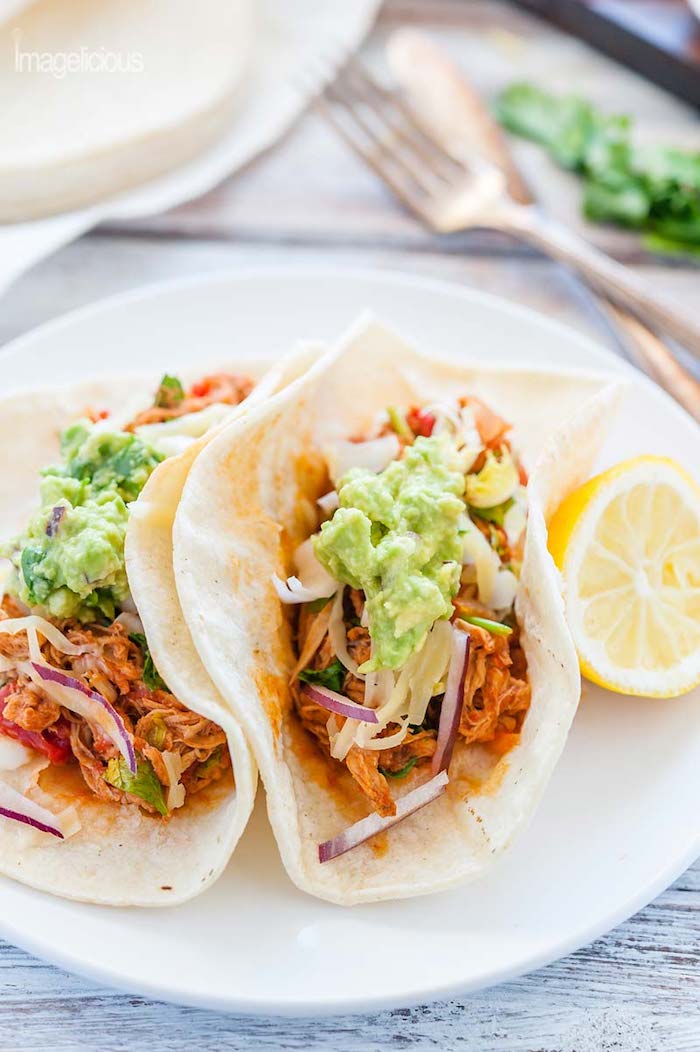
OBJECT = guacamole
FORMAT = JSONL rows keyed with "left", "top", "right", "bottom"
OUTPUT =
{"left": 314, "top": 435, "right": 466, "bottom": 671}
{"left": 3, "top": 422, "right": 162, "bottom": 620}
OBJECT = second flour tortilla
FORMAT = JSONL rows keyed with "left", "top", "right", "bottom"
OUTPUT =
{"left": 173, "top": 317, "right": 625, "bottom": 904}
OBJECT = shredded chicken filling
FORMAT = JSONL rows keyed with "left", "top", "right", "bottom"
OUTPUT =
{"left": 291, "top": 399, "right": 531, "bottom": 818}
{"left": 125, "top": 372, "right": 254, "bottom": 430}
{"left": 293, "top": 589, "right": 530, "bottom": 817}
{"left": 0, "top": 598, "right": 230, "bottom": 816}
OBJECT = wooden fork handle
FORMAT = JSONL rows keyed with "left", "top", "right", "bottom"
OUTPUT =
{"left": 602, "top": 303, "right": 700, "bottom": 423}
{"left": 499, "top": 206, "right": 700, "bottom": 361}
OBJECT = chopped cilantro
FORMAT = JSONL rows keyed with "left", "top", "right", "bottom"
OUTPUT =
{"left": 197, "top": 745, "right": 223, "bottom": 778}
{"left": 379, "top": 757, "right": 418, "bottom": 779}
{"left": 129, "top": 632, "right": 170, "bottom": 692}
{"left": 496, "top": 82, "right": 700, "bottom": 255}
{"left": 104, "top": 756, "right": 168, "bottom": 815}
{"left": 298, "top": 659, "right": 345, "bottom": 694}
{"left": 470, "top": 498, "right": 514, "bottom": 527}
{"left": 387, "top": 405, "right": 413, "bottom": 442}
{"left": 461, "top": 615, "right": 512, "bottom": 636}
{"left": 145, "top": 718, "right": 167, "bottom": 749}
{"left": 154, "top": 374, "right": 185, "bottom": 409}
{"left": 306, "top": 595, "right": 333, "bottom": 614}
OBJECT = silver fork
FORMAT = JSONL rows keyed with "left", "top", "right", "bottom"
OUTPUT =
{"left": 316, "top": 54, "right": 700, "bottom": 363}
{"left": 384, "top": 28, "right": 700, "bottom": 423}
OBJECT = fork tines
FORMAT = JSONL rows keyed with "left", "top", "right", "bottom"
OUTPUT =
{"left": 316, "top": 55, "right": 466, "bottom": 218}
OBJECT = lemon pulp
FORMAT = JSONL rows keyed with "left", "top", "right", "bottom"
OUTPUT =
{"left": 548, "top": 456, "right": 700, "bottom": 698}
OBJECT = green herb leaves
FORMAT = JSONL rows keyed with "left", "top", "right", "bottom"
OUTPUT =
{"left": 298, "top": 659, "right": 346, "bottom": 694}
{"left": 460, "top": 615, "right": 512, "bottom": 636}
{"left": 379, "top": 758, "right": 418, "bottom": 779}
{"left": 104, "top": 756, "right": 168, "bottom": 815}
{"left": 497, "top": 83, "right": 700, "bottom": 256}
{"left": 129, "top": 632, "right": 170, "bottom": 693}
{"left": 154, "top": 374, "right": 185, "bottom": 409}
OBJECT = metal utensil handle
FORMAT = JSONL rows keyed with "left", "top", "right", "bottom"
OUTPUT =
{"left": 500, "top": 206, "right": 700, "bottom": 360}
{"left": 604, "top": 303, "right": 700, "bottom": 423}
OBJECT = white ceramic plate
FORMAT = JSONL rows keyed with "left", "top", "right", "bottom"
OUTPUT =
{"left": 0, "top": 268, "right": 698, "bottom": 1016}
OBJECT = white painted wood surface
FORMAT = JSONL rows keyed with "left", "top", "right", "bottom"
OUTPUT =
{"left": 0, "top": 1, "right": 698, "bottom": 1046}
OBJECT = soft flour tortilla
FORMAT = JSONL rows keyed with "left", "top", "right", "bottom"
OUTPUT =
{"left": 0, "top": 359, "right": 278, "bottom": 906}
{"left": 174, "top": 316, "right": 625, "bottom": 904}
{"left": 0, "top": 0, "right": 252, "bottom": 221}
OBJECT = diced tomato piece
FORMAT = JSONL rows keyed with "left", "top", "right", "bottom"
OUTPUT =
{"left": 0, "top": 685, "right": 72, "bottom": 765}
{"left": 40, "top": 722, "right": 72, "bottom": 765}
{"left": 85, "top": 407, "right": 110, "bottom": 423}
{"left": 465, "top": 397, "right": 511, "bottom": 449}
{"left": 406, "top": 407, "right": 436, "bottom": 437}
{"left": 189, "top": 376, "right": 216, "bottom": 398}
{"left": 189, "top": 373, "right": 253, "bottom": 405}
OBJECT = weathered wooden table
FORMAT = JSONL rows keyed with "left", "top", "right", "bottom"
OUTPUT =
{"left": 0, "top": 2, "right": 697, "bottom": 1048}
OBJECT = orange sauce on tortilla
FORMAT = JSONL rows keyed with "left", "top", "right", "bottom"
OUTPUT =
{"left": 186, "top": 767, "right": 235, "bottom": 815}
{"left": 292, "top": 450, "right": 330, "bottom": 539}
{"left": 286, "top": 715, "right": 369, "bottom": 825}
{"left": 370, "top": 832, "right": 389, "bottom": 857}
{"left": 294, "top": 450, "right": 329, "bottom": 503}
{"left": 485, "top": 731, "right": 521, "bottom": 760}
{"left": 38, "top": 758, "right": 234, "bottom": 819}
{"left": 38, "top": 762, "right": 94, "bottom": 805}
{"left": 252, "top": 667, "right": 287, "bottom": 740}
{"left": 451, "top": 737, "right": 514, "bottom": 801}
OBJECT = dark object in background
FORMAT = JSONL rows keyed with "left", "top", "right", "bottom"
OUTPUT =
{"left": 512, "top": 0, "right": 700, "bottom": 108}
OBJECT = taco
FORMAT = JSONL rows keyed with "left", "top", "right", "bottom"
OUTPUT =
{"left": 174, "top": 317, "right": 622, "bottom": 904}
{"left": 0, "top": 361, "right": 275, "bottom": 905}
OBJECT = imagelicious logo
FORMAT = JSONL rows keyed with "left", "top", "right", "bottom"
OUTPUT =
{"left": 12, "top": 28, "right": 144, "bottom": 79}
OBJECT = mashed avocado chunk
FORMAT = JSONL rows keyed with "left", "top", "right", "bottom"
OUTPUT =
{"left": 3, "top": 421, "right": 162, "bottom": 620}
{"left": 314, "top": 435, "right": 466, "bottom": 671}
{"left": 56, "top": 421, "right": 162, "bottom": 503}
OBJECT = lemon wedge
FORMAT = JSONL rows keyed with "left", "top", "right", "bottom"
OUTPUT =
{"left": 548, "top": 456, "right": 700, "bottom": 697}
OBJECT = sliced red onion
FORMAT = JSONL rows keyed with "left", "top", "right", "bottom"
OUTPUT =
{"left": 326, "top": 434, "right": 400, "bottom": 483}
{"left": 328, "top": 587, "right": 363, "bottom": 677}
{"left": 45, "top": 505, "right": 66, "bottom": 538}
{"left": 0, "top": 780, "right": 64, "bottom": 840}
{"left": 431, "top": 628, "right": 470, "bottom": 775}
{"left": 0, "top": 803, "right": 62, "bottom": 837}
{"left": 273, "top": 575, "right": 332, "bottom": 605}
{"left": 29, "top": 662, "right": 137, "bottom": 774}
{"left": 302, "top": 684, "right": 378, "bottom": 724}
{"left": 118, "top": 594, "right": 140, "bottom": 615}
{"left": 272, "top": 539, "right": 337, "bottom": 605}
{"left": 317, "top": 490, "right": 339, "bottom": 515}
{"left": 421, "top": 401, "right": 461, "bottom": 435}
{"left": 114, "top": 611, "right": 144, "bottom": 635}
{"left": 318, "top": 770, "right": 449, "bottom": 863}
{"left": 0, "top": 805, "right": 63, "bottom": 839}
